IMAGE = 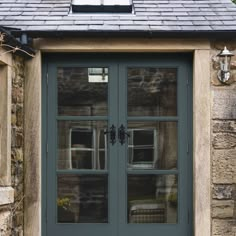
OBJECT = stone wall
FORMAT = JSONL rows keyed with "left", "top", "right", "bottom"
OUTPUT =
{"left": 211, "top": 41, "right": 236, "bottom": 236}
{"left": 0, "top": 55, "right": 25, "bottom": 236}
{"left": 11, "top": 55, "right": 24, "bottom": 236}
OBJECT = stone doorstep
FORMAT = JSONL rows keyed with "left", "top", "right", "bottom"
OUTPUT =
{"left": 0, "top": 187, "right": 14, "bottom": 205}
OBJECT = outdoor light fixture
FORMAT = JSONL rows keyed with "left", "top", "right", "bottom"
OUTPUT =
{"left": 217, "top": 46, "right": 234, "bottom": 83}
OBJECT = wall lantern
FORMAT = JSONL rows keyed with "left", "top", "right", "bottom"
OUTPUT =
{"left": 217, "top": 46, "right": 234, "bottom": 83}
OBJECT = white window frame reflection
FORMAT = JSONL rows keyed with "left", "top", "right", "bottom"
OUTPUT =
{"left": 69, "top": 127, "right": 107, "bottom": 170}
{"left": 128, "top": 128, "right": 157, "bottom": 169}
{"left": 88, "top": 68, "right": 108, "bottom": 83}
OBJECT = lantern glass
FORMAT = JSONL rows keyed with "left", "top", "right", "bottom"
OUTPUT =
{"left": 217, "top": 46, "right": 234, "bottom": 83}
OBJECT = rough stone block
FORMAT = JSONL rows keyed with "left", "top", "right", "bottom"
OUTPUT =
{"left": 11, "top": 128, "right": 16, "bottom": 147}
{"left": 213, "top": 133, "right": 236, "bottom": 149}
{"left": 11, "top": 114, "right": 17, "bottom": 126}
{"left": 212, "top": 89, "right": 236, "bottom": 119}
{"left": 232, "top": 60, "right": 236, "bottom": 70}
{"left": 11, "top": 104, "right": 16, "bottom": 114}
{"left": 15, "top": 133, "right": 23, "bottom": 148}
{"left": 213, "top": 121, "right": 236, "bottom": 133}
{"left": 12, "top": 87, "right": 23, "bottom": 104}
{"left": 212, "top": 200, "right": 234, "bottom": 218}
{"left": 212, "top": 41, "right": 236, "bottom": 51}
{"left": 231, "top": 71, "right": 236, "bottom": 83}
{"left": 212, "top": 219, "right": 235, "bottom": 236}
{"left": 211, "top": 70, "right": 223, "bottom": 86}
{"left": 0, "top": 187, "right": 14, "bottom": 205}
{"left": 12, "top": 75, "right": 23, "bottom": 88}
{"left": 212, "top": 56, "right": 220, "bottom": 70}
{"left": 213, "top": 185, "right": 233, "bottom": 199}
{"left": 0, "top": 210, "right": 11, "bottom": 233}
{"left": 233, "top": 227, "right": 236, "bottom": 234}
{"left": 15, "top": 149, "right": 23, "bottom": 163}
{"left": 212, "top": 149, "right": 236, "bottom": 184}
{"left": 12, "top": 226, "right": 23, "bottom": 236}
{"left": 14, "top": 211, "right": 23, "bottom": 227}
{"left": 16, "top": 105, "right": 23, "bottom": 127}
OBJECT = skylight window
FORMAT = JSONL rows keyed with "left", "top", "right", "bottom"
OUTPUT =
{"left": 72, "top": 0, "right": 132, "bottom": 13}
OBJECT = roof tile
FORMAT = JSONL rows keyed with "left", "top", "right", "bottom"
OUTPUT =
{"left": 0, "top": 0, "right": 236, "bottom": 32}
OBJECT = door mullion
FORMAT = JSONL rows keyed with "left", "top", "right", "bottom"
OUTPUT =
{"left": 117, "top": 61, "right": 128, "bottom": 229}
{"left": 108, "top": 62, "right": 119, "bottom": 236}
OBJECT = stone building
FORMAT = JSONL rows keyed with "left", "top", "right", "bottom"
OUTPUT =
{"left": 0, "top": 0, "right": 236, "bottom": 236}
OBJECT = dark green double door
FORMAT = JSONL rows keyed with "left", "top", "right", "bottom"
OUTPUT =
{"left": 44, "top": 54, "right": 192, "bottom": 236}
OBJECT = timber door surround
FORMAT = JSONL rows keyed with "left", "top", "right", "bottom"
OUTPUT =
{"left": 43, "top": 53, "right": 193, "bottom": 236}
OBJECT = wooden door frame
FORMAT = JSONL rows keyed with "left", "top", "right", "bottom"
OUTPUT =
{"left": 23, "top": 38, "right": 211, "bottom": 236}
{"left": 42, "top": 54, "right": 192, "bottom": 236}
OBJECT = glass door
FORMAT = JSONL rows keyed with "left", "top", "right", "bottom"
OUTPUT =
{"left": 118, "top": 56, "right": 192, "bottom": 236}
{"left": 44, "top": 54, "right": 192, "bottom": 236}
{"left": 46, "top": 56, "right": 119, "bottom": 236}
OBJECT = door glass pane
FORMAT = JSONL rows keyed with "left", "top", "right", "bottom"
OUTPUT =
{"left": 58, "top": 120, "right": 108, "bottom": 170}
{"left": 127, "top": 122, "right": 177, "bottom": 170}
{"left": 57, "top": 174, "right": 108, "bottom": 223}
{"left": 128, "top": 175, "right": 178, "bottom": 224}
{"left": 58, "top": 67, "right": 108, "bottom": 116}
{"left": 128, "top": 68, "right": 177, "bottom": 116}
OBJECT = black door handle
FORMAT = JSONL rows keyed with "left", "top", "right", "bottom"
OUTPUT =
{"left": 104, "top": 125, "right": 116, "bottom": 145}
{"left": 118, "top": 124, "right": 130, "bottom": 145}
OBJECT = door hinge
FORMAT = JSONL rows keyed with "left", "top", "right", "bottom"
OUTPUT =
{"left": 187, "top": 142, "right": 189, "bottom": 154}
{"left": 186, "top": 78, "right": 189, "bottom": 86}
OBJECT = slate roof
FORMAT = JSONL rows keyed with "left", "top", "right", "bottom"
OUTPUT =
{"left": 0, "top": 0, "right": 236, "bottom": 35}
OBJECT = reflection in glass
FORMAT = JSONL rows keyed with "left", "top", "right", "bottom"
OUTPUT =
{"left": 57, "top": 175, "right": 108, "bottom": 223}
{"left": 128, "top": 175, "right": 178, "bottom": 224}
{"left": 58, "top": 121, "right": 107, "bottom": 170}
{"left": 88, "top": 68, "right": 108, "bottom": 83}
{"left": 58, "top": 67, "right": 108, "bottom": 116}
{"left": 128, "top": 122, "right": 177, "bottom": 170}
{"left": 128, "top": 68, "right": 177, "bottom": 116}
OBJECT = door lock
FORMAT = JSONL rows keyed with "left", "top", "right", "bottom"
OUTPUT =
{"left": 104, "top": 125, "right": 116, "bottom": 145}
{"left": 118, "top": 124, "right": 130, "bottom": 145}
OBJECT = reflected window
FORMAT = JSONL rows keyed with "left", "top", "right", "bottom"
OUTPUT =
{"left": 128, "top": 129, "right": 157, "bottom": 169}
{"left": 128, "top": 122, "right": 177, "bottom": 170}
{"left": 58, "top": 121, "right": 108, "bottom": 170}
{"left": 88, "top": 68, "right": 108, "bottom": 83}
{"left": 69, "top": 127, "right": 107, "bottom": 169}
